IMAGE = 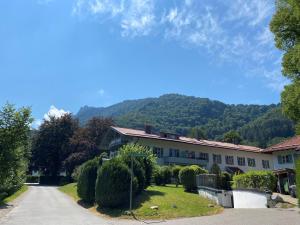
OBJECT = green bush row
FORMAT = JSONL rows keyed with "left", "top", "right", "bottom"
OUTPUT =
{"left": 232, "top": 170, "right": 276, "bottom": 191}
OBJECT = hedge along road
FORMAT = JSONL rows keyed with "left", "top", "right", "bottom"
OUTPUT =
{"left": 0, "top": 185, "right": 299, "bottom": 225}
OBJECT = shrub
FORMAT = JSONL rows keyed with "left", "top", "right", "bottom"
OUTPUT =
{"left": 179, "top": 166, "right": 196, "bottom": 192}
{"left": 77, "top": 157, "right": 99, "bottom": 203}
{"left": 122, "top": 158, "right": 145, "bottom": 193}
{"left": 161, "top": 166, "right": 172, "bottom": 184}
{"left": 190, "top": 165, "right": 208, "bottom": 175}
{"left": 71, "top": 165, "right": 84, "bottom": 182}
{"left": 95, "top": 159, "right": 137, "bottom": 208}
{"left": 117, "top": 144, "right": 156, "bottom": 188}
{"left": 296, "top": 159, "right": 300, "bottom": 207}
{"left": 172, "top": 165, "right": 182, "bottom": 187}
{"left": 153, "top": 167, "right": 164, "bottom": 186}
{"left": 232, "top": 170, "right": 276, "bottom": 191}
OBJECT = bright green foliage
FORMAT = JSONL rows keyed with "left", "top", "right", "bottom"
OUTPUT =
{"left": 161, "top": 166, "right": 172, "bottom": 184}
{"left": 190, "top": 165, "right": 208, "bottom": 175}
{"left": 171, "top": 165, "right": 182, "bottom": 186}
{"left": 153, "top": 166, "right": 172, "bottom": 186}
{"left": 122, "top": 158, "right": 145, "bottom": 193}
{"left": 77, "top": 157, "right": 99, "bottom": 203}
{"left": 117, "top": 144, "right": 156, "bottom": 187}
{"left": 223, "top": 130, "right": 242, "bottom": 144}
{"left": 270, "top": 0, "right": 300, "bottom": 125}
{"left": 179, "top": 166, "right": 197, "bottom": 192}
{"left": 270, "top": 0, "right": 300, "bottom": 80}
{"left": 0, "top": 104, "right": 33, "bottom": 195}
{"left": 281, "top": 80, "right": 300, "bottom": 126}
{"left": 95, "top": 159, "right": 137, "bottom": 208}
{"left": 296, "top": 160, "right": 300, "bottom": 207}
{"left": 232, "top": 171, "right": 276, "bottom": 191}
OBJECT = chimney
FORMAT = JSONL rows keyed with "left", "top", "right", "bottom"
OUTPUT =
{"left": 145, "top": 125, "right": 152, "bottom": 134}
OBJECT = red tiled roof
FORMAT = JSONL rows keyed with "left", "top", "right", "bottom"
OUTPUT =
{"left": 264, "top": 136, "right": 300, "bottom": 152}
{"left": 111, "top": 126, "right": 263, "bottom": 153}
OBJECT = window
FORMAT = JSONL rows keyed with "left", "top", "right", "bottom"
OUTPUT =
{"left": 198, "top": 152, "right": 209, "bottom": 161}
{"left": 189, "top": 151, "right": 195, "bottom": 159}
{"left": 247, "top": 158, "right": 256, "bottom": 167}
{"left": 278, "top": 154, "right": 293, "bottom": 164}
{"left": 169, "top": 148, "right": 179, "bottom": 158}
{"left": 225, "top": 156, "right": 234, "bottom": 165}
{"left": 153, "top": 147, "right": 164, "bottom": 158}
{"left": 262, "top": 160, "right": 270, "bottom": 169}
{"left": 237, "top": 157, "right": 245, "bottom": 166}
{"left": 213, "top": 154, "right": 222, "bottom": 164}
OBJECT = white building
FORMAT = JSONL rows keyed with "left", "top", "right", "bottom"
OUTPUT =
{"left": 109, "top": 126, "right": 273, "bottom": 173}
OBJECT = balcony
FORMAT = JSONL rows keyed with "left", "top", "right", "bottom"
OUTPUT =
{"left": 109, "top": 138, "right": 122, "bottom": 149}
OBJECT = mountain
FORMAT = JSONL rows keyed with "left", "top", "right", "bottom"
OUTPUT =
{"left": 76, "top": 94, "right": 295, "bottom": 147}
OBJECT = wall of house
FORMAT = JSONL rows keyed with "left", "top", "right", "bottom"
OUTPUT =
{"left": 131, "top": 137, "right": 273, "bottom": 172}
{"left": 272, "top": 150, "right": 296, "bottom": 170}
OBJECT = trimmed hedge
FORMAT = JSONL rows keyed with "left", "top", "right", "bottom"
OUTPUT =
{"left": 179, "top": 165, "right": 208, "bottom": 192}
{"left": 296, "top": 159, "right": 300, "bottom": 207}
{"left": 95, "top": 159, "right": 137, "bottom": 208}
{"left": 77, "top": 158, "right": 99, "bottom": 203}
{"left": 172, "top": 165, "right": 182, "bottom": 186}
{"left": 232, "top": 170, "right": 276, "bottom": 191}
{"left": 121, "top": 158, "right": 145, "bottom": 194}
{"left": 179, "top": 166, "right": 196, "bottom": 191}
{"left": 153, "top": 167, "right": 164, "bottom": 186}
{"left": 117, "top": 144, "right": 156, "bottom": 188}
{"left": 190, "top": 165, "right": 208, "bottom": 175}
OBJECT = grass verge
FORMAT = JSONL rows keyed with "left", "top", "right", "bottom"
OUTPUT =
{"left": 59, "top": 183, "right": 222, "bottom": 219}
{"left": 0, "top": 185, "right": 28, "bottom": 206}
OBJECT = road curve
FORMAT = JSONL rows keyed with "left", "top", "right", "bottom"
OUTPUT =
{"left": 0, "top": 185, "right": 299, "bottom": 225}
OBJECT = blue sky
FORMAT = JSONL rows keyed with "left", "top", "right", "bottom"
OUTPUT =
{"left": 0, "top": 0, "right": 287, "bottom": 126}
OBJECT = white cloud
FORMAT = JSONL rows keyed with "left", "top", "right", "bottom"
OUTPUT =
{"left": 44, "top": 105, "right": 70, "bottom": 121}
{"left": 72, "top": 0, "right": 284, "bottom": 91}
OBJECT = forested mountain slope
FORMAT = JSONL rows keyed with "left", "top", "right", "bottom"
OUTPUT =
{"left": 76, "top": 94, "right": 294, "bottom": 147}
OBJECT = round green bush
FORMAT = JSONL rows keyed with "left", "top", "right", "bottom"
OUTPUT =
{"left": 172, "top": 165, "right": 182, "bottom": 186}
{"left": 77, "top": 158, "right": 99, "bottom": 203}
{"left": 95, "top": 159, "right": 137, "bottom": 208}
{"left": 161, "top": 166, "right": 172, "bottom": 184}
{"left": 117, "top": 144, "right": 156, "bottom": 188}
{"left": 153, "top": 167, "right": 164, "bottom": 186}
{"left": 121, "top": 158, "right": 145, "bottom": 193}
{"left": 190, "top": 165, "right": 208, "bottom": 175}
{"left": 179, "top": 166, "right": 196, "bottom": 192}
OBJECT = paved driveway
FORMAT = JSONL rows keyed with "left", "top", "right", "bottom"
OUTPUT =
{"left": 0, "top": 186, "right": 299, "bottom": 225}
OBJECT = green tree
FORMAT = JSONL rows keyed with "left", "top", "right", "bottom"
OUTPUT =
{"left": 188, "top": 127, "right": 207, "bottom": 139}
{"left": 0, "top": 104, "right": 33, "bottom": 193}
{"left": 223, "top": 130, "right": 242, "bottom": 144}
{"left": 270, "top": 0, "right": 300, "bottom": 127}
{"left": 31, "top": 114, "right": 78, "bottom": 176}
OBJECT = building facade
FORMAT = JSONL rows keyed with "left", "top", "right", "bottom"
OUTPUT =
{"left": 109, "top": 126, "right": 273, "bottom": 173}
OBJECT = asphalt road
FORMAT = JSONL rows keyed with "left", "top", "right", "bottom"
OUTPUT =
{"left": 0, "top": 186, "right": 299, "bottom": 225}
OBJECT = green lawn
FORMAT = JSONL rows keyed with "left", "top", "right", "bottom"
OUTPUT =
{"left": 0, "top": 185, "right": 28, "bottom": 206}
{"left": 59, "top": 183, "right": 222, "bottom": 219}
